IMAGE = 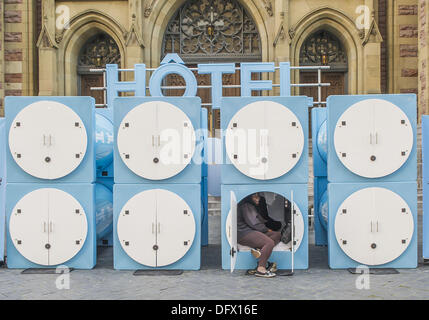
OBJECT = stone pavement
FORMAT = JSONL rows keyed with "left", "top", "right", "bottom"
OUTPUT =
{"left": 0, "top": 215, "right": 428, "bottom": 300}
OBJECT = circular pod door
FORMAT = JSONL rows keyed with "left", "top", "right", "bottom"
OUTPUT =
{"left": 117, "top": 101, "right": 196, "bottom": 180}
{"left": 9, "top": 188, "right": 88, "bottom": 266}
{"left": 335, "top": 187, "right": 414, "bottom": 266}
{"left": 9, "top": 101, "right": 88, "bottom": 179}
{"left": 334, "top": 99, "right": 413, "bottom": 178}
{"left": 225, "top": 193, "right": 305, "bottom": 252}
{"left": 225, "top": 101, "right": 304, "bottom": 180}
{"left": 117, "top": 189, "right": 196, "bottom": 267}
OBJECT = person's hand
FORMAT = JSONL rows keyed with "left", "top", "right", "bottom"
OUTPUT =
{"left": 268, "top": 229, "right": 272, "bottom": 232}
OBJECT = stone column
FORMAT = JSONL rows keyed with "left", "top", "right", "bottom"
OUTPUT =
{"left": 125, "top": 0, "right": 144, "bottom": 83}
{"left": 419, "top": 0, "right": 429, "bottom": 117}
{"left": 272, "top": 0, "right": 290, "bottom": 95}
{"left": 37, "top": 0, "right": 57, "bottom": 96}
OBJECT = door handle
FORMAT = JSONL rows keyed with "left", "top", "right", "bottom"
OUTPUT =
{"left": 43, "top": 222, "right": 47, "bottom": 233}
{"left": 49, "top": 222, "right": 53, "bottom": 233}
{"left": 152, "top": 135, "right": 155, "bottom": 147}
{"left": 152, "top": 223, "right": 155, "bottom": 234}
{"left": 158, "top": 222, "right": 161, "bottom": 234}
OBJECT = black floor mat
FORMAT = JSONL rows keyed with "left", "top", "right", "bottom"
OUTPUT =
{"left": 21, "top": 268, "right": 74, "bottom": 274}
{"left": 133, "top": 270, "right": 183, "bottom": 276}
{"left": 347, "top": 268, "right": 399, "bottom": 275}
{"left": 276, "top": 270, "right": 294, "bottom": 276}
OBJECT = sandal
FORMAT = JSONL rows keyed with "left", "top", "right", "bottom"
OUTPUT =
{"left": 247, "top": 262, "right": 277, "bottom": 275}
{"left": 267, "top": 261, "right": 277, "bottom": 273}
{"left": 251, "top": 248, "right": 261, "bottom": 259}
{"left": 254, "top": 270, "right": 276, "bottom": 278}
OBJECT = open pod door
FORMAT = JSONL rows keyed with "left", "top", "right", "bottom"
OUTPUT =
{"left": 230, "top": 191, "right": 237, "bottom": 273}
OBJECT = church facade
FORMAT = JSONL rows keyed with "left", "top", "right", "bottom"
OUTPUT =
{"left": 0, "top": 0, "right": 425, "bottom": 123}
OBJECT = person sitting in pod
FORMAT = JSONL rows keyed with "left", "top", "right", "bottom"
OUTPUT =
{"left": 237, "top": 192, "right": 281, "bottom": 278}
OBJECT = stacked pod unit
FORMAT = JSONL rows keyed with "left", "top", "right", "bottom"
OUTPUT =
{"left": 323, "top": 95, "right": 417, "bottom": 269}
{"left": 4, "top": 97, "right": 97, "bottom": 269}
{"left": 0, "top": 118, "right": 6, "bottom": 263}
{"left": 422, "top": 116, "right": 429, "bottom": 260}
{"left": 221, "top": 96, "right": 309, "bottom": 272}
{"left": 311, "top": 108, "right": 328, "bottom": 246}
{"left": 113, "top": 97, "right": 203, "bottom": 270}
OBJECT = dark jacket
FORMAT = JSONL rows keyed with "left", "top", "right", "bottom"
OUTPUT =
{"left": 237, "top": 196, "right": 281, "bottom": 241}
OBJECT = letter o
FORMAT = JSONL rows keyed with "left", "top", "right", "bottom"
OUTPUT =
{"left": 149, "top": 64, "right": 198, "bottom": 97}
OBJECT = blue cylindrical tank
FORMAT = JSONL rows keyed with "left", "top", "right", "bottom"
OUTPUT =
{"left": 95, "top": 113, "right": 114, "bottom": 171}
{"left": 319, "top": 190, "right": 328, "bottom": 230}
{"left": 316, "top": 120, "right": 327, "bottom": 163}
{"left": 95, "top": 183, "right": 113, "bottom": 240}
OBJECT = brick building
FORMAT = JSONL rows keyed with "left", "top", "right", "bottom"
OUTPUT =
{"left": 0, "top": 0, "right": 426, "bottom": 124}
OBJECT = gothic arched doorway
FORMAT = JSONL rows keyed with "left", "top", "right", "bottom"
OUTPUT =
{"left": 299, "top": 30, "right": 348, "bottom": 103}
{"left": 78, "top": 32, "right": 121, "bottom": 105}
{"left": 162, "top": 0, "right": 262, "bottom": 134}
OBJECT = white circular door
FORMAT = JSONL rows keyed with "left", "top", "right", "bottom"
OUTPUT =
{"left": 335, "top": 187, "right": 414, "bottom": 266}
{"left": 9, "top": 188, "right": 88, "bottom": 266}
{"left": 225, "top": 101, "right": 304, "bottom": 180}
{"left": 9, "top": 189, "right": 50, "bottom": 265}
{"left": 155, "top": 190, "right": 196, "bottom": 267}
{"left": 9, "top": 101, "right": 88, "bottom": 180}
{"left": 117, "top": 189, "right": 158, "bottom": 267}
{"left": 334, "top": 99, "right": 413, "bottom": 178}
{"left": 117, "top": 101, "right": 196, "bottom": 180}
{"left": 46, "top": 189, "right": 88, "bottom": 266}
{"left": 226, "top": 200, "right": 305, "bottom": 252}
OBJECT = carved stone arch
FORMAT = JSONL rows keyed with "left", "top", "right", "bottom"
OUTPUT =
{"left": 146, "top": 0, "right": 270, "bottom": 67}
{"left": 290, "top": 7, "right": 364, "bottom": 94}
{"left": 57, "top": 11, "right": 126, "bottom": 96}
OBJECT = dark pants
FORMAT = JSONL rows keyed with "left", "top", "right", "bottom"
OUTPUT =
{"left": 239, "top": 231, "right": 281, "bottom": 268}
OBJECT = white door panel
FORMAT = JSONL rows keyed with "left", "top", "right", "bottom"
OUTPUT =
{"left": 372, "top": 100, "right": 414, "bottom": 178}
{"left": 156, "top": 102, "right": 196, "bottom": 180}
{"left": 264, "top": 102, "right": 304, "bottom": 180}
{"left": 225, "top": 102, "right": 266, "bottom": 179}
{"left": 230, "top": 192, "right": 238, "bottom": 272}
{"left": 156, "top": 190, "right": 196, "bottom": 267}
{"left": 117, "top": 190, "right": 157, "bottom": 267}
{"left": 9, "top": 101, "right": 88, "bottom": 179}
{"left": 334, "top": 101, "right": 375, "bottom": 178}
{"left": 47, "top": 189, "right": 87, "bottom": 266}
{"left": 371, "top": 188, "right": 414, "bottom": 265}
{"left": 335, "top": 188, "right": 375, "bottom": 266}
{"left": 117, "top": 102, "right": 158, "bottom": 180}
{"left": 9, "top": 189, "right": 49, "bottom": 265}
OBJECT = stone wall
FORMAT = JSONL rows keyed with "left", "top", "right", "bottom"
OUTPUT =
{"left": 392, "top": 1, "right": 419, "bottom": 103}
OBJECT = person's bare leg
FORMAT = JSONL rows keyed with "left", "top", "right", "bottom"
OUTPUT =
{"left": 266, "top": 230, "right": 281, "bottom": 246}
{"left": 239, "top": 231, "right": 276, "bottom": 273}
